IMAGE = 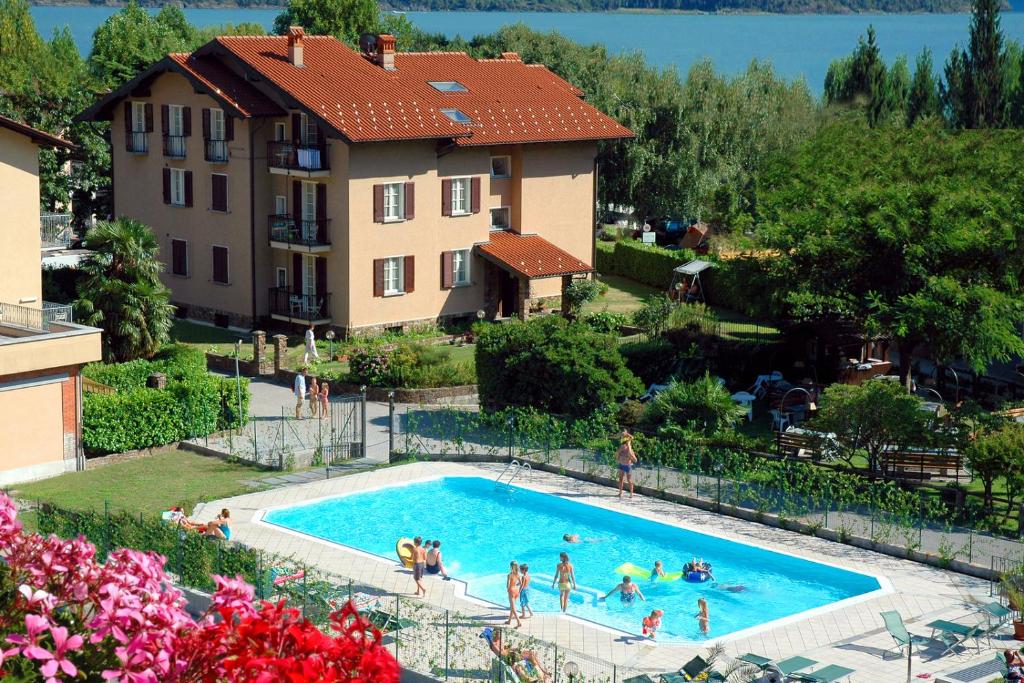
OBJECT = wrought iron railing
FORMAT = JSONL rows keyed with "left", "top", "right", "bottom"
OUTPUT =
{"left": 204, "top": 139, "right": 228, "bottom": 163}
{"left": 43, "top": 301, "right": 73, "bottom": 325}
{"left": 0, "top": 301, "right": 72, "bottom": 332}
{"left": 40, "top": 213, "right": 73, "bottom": 249}
{"left": 267, "top": 141, "right": 330, "bottom": 172}
{"left": 125, "top": 131, "right": 148, "bottom": 154}
{"left": 268, "top": 288, "right": 330, "bottom": 323}
{"left": 267, "top": 215, "right": 331, "bottom": 249}
{"left": 162, "top": 134, "right": 187, "bottom": 158}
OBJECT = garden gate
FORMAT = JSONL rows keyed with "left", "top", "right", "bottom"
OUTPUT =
{"left": 322, "top": 393, "right": 365, "bottom": 466}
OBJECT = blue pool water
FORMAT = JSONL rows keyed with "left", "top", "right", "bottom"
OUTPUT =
{"left": 263, "top": 476, "right": 882, "bottom": 641}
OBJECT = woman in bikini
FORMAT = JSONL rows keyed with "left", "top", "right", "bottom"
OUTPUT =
{"left": 506, "top": 561, "right": 522, "bottom": 628}
{"left": 602, "top": 575, "right": 646, "bottom": 604}
{"left": 551, "top": 552, "right": 577, "bottom": 613}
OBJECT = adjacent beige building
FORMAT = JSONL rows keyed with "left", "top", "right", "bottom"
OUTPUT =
{"left": 0, "top": 116, "right": 102, "bottom": 485}
{"left": 80, "top": 30, "right": 633, "bottom": 333}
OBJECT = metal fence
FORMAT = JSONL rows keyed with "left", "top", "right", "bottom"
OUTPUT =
{"left": 40, "top": 212, "right": 73, "bottom": 249}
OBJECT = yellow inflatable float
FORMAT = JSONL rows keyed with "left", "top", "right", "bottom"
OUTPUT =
{"left": 396, "top": 537, "right": 415, "bottom": 568}
{"left": 615, "top": 562, "right": 683, "bottom": 582}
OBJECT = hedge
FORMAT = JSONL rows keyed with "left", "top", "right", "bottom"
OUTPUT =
{"left": 594, "top": 240, "right": 695, "bottom": 289}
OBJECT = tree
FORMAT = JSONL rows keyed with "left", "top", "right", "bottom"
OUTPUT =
{"left": 964, "top": 423, "right": 1024, "bottom": 512}
{"left": 907, "top": 48, "right": 939, "bottom": 126}
{"left": 75, "top": 218, "right": 174, "bottom": 363}
{"left": 272, "top": 0, "right": 380, "bottom": 45}
{"left": 941, "top": 0, "right": 1009, "bottom": 128}
{"left": 811, "top": 380, "right": 933, "bottom": 472}
{"left": 87, "top": 1, "right": 192, "bottom": 89}
{"left": 761, "top": 120, "right": 1024, "bottom": 389}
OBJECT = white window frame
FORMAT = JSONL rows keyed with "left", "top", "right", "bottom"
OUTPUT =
{"left": 169, "top": 168, "right": 186, "bottom": 206}
{"left": 274, "top": 122, "right": 286, "bottom": 142}
{"left": 171, "top": 238, "right": 188, "bottom": 277}
{"left": 209, "top": 108, "right": 225, "bottom": 141}
{"left": 168, "top": 104, "right": 185, "bottom": 137}
{"left": 275, "top": 195, "right": 287, "bottom": 216}
{"left": 383, "top": 182, "right": 405, "bottom": 222}
{"left": 300, "top": 113, "right": 318, "bottom": 146}
{"left": 489, "top": 206, "right": 510, "bottom": 231}
{"left": 276, "top": 266, "right": 288, "bottom": 288}
{"left": 383, "top": 256, "right": 404, "bottom": 296}
{"left": 452, "top": 249, "right": 470, "bottom": 286}
{"left": 490, "top": 155, "right": 511, "bottom": 179}
{"left": 131, "top": 101, "right": 147, "bottom": 133}
{"left": 450, "top": 177, "right": 470, "bottom": 216}
{"left": 212, "top": 244, "right": 230, "bottom": 285}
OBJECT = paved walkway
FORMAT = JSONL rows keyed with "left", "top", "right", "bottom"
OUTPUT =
{"left": 194, "top": 462, "right": 1021, "bottom": 683}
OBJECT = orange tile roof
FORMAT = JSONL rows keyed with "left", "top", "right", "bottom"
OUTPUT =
{"left": 167, "top": 53, "right": 283, "bottom": 118}
{"left": 0, "top": 115, "right": 73, "bottom": 149}
{"left": 477, "top": 231, "right": 593, "bottom": 279}
{"left": 207, "top": 35, "right": 633, "bottom": 146}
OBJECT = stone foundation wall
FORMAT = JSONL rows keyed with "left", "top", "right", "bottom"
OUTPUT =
{"left": 173, "top": 302, "right": 254, "bottom": 331}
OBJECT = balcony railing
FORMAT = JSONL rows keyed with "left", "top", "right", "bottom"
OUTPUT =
{"left": 205, "top": 139, "right": 229, "bottom": 163}
{"left": 126, "top": 131, "right": 148, "bottom": 154}
{"left": 268, "top": 215, "right": 331, "bottom": 250}
{"left": 41, "top": 213, "right": 73, "bottom": 250}
{"left": 267, "top": 141, "right": 330, "bottom": 173}
{"left": 268, "top": 288, "right": 331, "bottom": 324}
{"left": 163, "top": 135, "right": 187, "bottom": 158}
{"left": 0, "top": 301, "right": 73, "bottom": 332}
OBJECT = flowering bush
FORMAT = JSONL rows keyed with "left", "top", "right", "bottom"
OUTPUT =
{"left": 0, "top": 494, "right": 399, "bottom": 683}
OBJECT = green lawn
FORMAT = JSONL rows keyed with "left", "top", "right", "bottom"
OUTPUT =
{"left": 170, "top": 319, "right": 255, "bottom": 360}
{"left": 583, "top": 275, "right": 660, "bottom": 315}
{"left": 12, "top": 450, "right": 275, "bottom": 515}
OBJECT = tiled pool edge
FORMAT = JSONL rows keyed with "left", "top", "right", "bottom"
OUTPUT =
{"left": 253, "top": 470, "right": 894, "bottom": 647}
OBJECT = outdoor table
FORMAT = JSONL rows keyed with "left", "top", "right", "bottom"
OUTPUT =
{"left": 730, "top": 391, "right": 756, "bottom": 421}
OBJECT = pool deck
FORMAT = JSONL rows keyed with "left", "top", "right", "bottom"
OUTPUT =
{"left": 194, "top": 462, "right": 1019, "bottom": 681}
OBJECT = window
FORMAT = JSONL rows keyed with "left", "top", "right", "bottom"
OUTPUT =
{"left": 452, "top": 249, "right": 470, "bottom": 286}
{"left": 168, "top": 105, "right": 185, "bottom": 136}
{"left": 275, "top": 195, "right": 287, "bottom": 215}
{"left": 169, "top": 168, "right": 186, "bottom": 206}
{"left": 276, "top": 267, "right": 287, "bottom": 288}
{"left": 131, "top": 102, "right": 147, "bottom": 133}
{"left": 171, "top": 239, "right": 187, "bottom": 277}
{"left": 440, "top": 109, "right": 472, "bottom": 124}
{"left": 428, "top": 81, "right": 468, "bottom": 92}
{"left": 383, "top": 256, "right": 403, "bottom": 295}
{"left": 383, "top": 182, "right": 404, "bottom": 222}
{"left": 209, "top": 108, "right": 225, "bottom": 140}
{"left": 212, "top": 246, "right": 229, "bottom": 284}
{"left": 490, "top": 207, "right": 510, "bottom": 230}
{"left": 490, "top": 156, "right": 511, "bottom": 179}
{"left": 301, "top": 113, "right": 318, "bottom": 146}
{"left": 451, "top": 177, "right": 469, "bottom": 215}
{"left": 211, "top": 174, "right": 228, "bottom": 212}
{"left": 274, "top": 122, "right": 286, "bottom": 142}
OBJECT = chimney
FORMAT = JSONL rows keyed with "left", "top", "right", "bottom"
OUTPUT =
{"left": 376, "top": 34, "right": 396, "bottom": 71}
{"left": 287, "top": 26, "right": 305, "bottom": 68}
{"left": 501, "top": 52, "right": 521, "bottom": 61}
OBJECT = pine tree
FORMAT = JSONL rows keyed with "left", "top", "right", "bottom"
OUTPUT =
{"left": 967, "top": 0, "right": 1007, "bottom": 127}
{"left": 941, "top": 48, "right": 973, "bottom": 128}
{"left": 907, "top": 48, "right": 939, "bottom": 126}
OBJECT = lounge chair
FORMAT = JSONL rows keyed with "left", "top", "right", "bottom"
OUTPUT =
{"left": 880, "top": 610, "right": 932, "bottom": 658}
{"left": 654, "top": 655, "right": 727, "bottom": 682}
{"left": 621, "top": 676, "right": 657, "bottom": 683}
{"left": 975, "top": 601, "right": 1014, "bottom": 628}
{"left": 364, "top": 608, "right": 417, "bottom": 634}
{"left": 789, "top": 664, "right": 855, "bottom": 682}
{"left": 737, "top": 653, "right": 817, "bottom": 678}
{"left": 925, "top": 619, "right": 985, "bottom": 657}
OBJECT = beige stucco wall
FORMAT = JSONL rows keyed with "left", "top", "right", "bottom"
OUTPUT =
{"left": 0, "top": 126, "right": 43, "bottom": 307}
{"left": 0, "top": 328, "right": 101, "bottom": 376}
{"left": 111, "top": 72, "right": 255, "bottom": 322}
{"left": 0, "top": 382, "right": 63, "bottom": 473}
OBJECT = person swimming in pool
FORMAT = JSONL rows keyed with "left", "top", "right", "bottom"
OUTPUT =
{"left": 616, "top": 430, "right": 638, "bottom": 499}
{"left": 601, "top": 575, "right": 646, "bottom": 604}
{"left": 651, "top": 560, "right": 666, "bottom": 579}
{"left": 562, "top": 533, "right": 611, "bottom": 544}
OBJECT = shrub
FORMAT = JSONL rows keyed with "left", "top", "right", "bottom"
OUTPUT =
{"left": 216, "top": 376, "right": 252, "bottom": 430}
{"left": 596, "top": 240, "right": 695, "bottom": 289}
{"left": 619, "top": 338, "right": 678, "bottom": 386}
{"left": 475, "top": 316, "right": 643, "bottom": 418}
{"left": 347, "top": 342, "right": 475, "bottom": 388}
{"left": 83, "top": 389, "right": 185, "bottom": 453}
{"left": 583, "top": 311, "right": 629, "bottom": 334}
{"left": 704, "top": 255, "right": 779, "bottom": 319}
{"left": 642, "top": 374, "right": 747, "bottom": 436}
{"left": 562, "top": 279, "right": 605, "bottom": 319}
{"left": 632, "top": 295, "right": 676, "bottom": 335}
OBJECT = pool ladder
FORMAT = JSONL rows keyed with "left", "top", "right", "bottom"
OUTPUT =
{"left": 495, "top": 459, "right": 531, "bottom": 487}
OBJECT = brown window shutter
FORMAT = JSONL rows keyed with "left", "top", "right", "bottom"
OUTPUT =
{"left": 471, "top": 176, "right": 481, "bottom": 214}
{"left": 162, "top": 168, "right": 171, "bottom": 204}
{"left": 182, "top": 106, "right": 192, "bottom": 136}
{"left": 213, "top": 246, "right": 227, "bottom": 283}
{"left": 404, "top": 255, "right": 415, "bottom": 293}
{"left": 441, "top": 179, "right": 452, "bottom": 217}
{"left": 292, "top": 180, "right": 302, "bottom": 219}
{"left": 201, "top": 108, "right": 211, "bottom": 139}
{"left": 225, "top": 115, "right": 234, "bottom": 141}
{"left": 183, "top": 170, "right": 193, "bottom": 207}
{"left": 315, "top": 256, "right": 326, "bottom": 297}
{"left": 161, "top": 105, "right": 169, "bottom": 134}
{"left": 212, "top": 174, "right": 227, "bottom": 212}
{"left": 404, "top": 182, "right": 415, "bottom": 220}
{"left": 441, "top": 251, "right": 453, "bottom": 289}
{"left": 292, "top": 253, "right": 302, "bottom": 291}
{"left": 373, "top": 259, "right": 384, "bottom": 298}
{"left": 123, "top": 102, "right": 132, "bottom": 134}
{"left": 291, "top": 113, "right": 302, "bottom": 144}
{"left": 144, "top": 103, "right": 153, "bottom": 132}
{"left": 171, "top": 239, "right": 185, "bottom": 275}
{"left": 316, "top": 183, "right": 326, "bottom": 220}
{"left": 372, "top": 184, "right": 384, "bottom": 223}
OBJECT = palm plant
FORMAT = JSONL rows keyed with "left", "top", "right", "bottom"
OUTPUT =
{"left": 75, "top": 218, "right": 174, "bottom": 362}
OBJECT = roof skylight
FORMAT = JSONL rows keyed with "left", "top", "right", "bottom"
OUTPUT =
{"left": 440, "top": 108, "right": 473, "bottom": 124}
{"left": 429, "top": 81, "right": 468, "bottom": 93}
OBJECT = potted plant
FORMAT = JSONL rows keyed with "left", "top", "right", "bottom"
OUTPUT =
{"left": 1001, "top": 571, "right": 1024, "bottom": 640}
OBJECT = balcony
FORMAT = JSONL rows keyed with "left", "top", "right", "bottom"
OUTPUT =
{"left": 163, "top": 135, "right": 187, "bottom": 158}
{"left": 267, "top": 141, "right": 330, "bottom": 177}
{"left": 0, "top": 301, "right": 73, "bottom": 332}
{"left": 0, "top": 301, "right": 101, "bottom": 376}
{"left": 205, "top": 139, "right": 229, "bottom": 163}
{"left": 268, "top": 288, "right": 331, "bottom": 325}
{"left": 41, "top": 213, "right": 73, "bottom": 251}
{"left": 126, "top": 131, "right": 148, "bottom": 154}
{"left": 268, "top": 215, "right": 331, "bottom": 253}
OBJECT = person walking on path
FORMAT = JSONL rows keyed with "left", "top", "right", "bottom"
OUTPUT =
{"left": 616, "top": 430, "right": 638, "bottom": 498}
{"left": 308, "top": 376, "right": 320, "bottom": 419}
{"left": 505, "top": 561, "right": 522, "bottom": 628}
{"left": 293, "top": 368, "right": 308, "bottom": 420}
{"left": 303, "top": 323, "right": 320, "bottom": 364}
{"left": 552, "top": 552, "right": 576, "bottom": 613}
{"left": 412, "top": 536, "right": 428, "bottom": 597}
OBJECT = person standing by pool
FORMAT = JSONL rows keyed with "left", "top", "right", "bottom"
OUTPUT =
{"left": 616, "top": 430, "right": 638, "bottom": 499}
{"left": 696, "top": 597, "right": 710, "bottom": 635}
{"left": 411, "top": 536, "right": 428, "bottom": 597}
{"left": 642, "top": 609, "right": 663, "bottom": 640}
{"left": 519, "top": 564, "right": 533, "bottom": 620}
{"left": 602, "top": 575, "right": 645, "bottom": 604}
{"left": 506, "top": 561, "right": 522, "bottom": 628}
{"left": 552, "top": 552, "right": 576, "bottom": 613}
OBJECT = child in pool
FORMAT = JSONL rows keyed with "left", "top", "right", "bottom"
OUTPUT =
{"left": 642, "top": 609, "right": 663, "bottom": 640}
{"left": 651, "top": 560, "right": 665, "bottom": 579}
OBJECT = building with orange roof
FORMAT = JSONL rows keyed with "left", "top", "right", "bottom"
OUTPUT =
{"left": 78, "top": 29, "right": 633, "bottom": 333}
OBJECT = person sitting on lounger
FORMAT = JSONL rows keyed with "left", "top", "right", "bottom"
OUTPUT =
{"left": 480, "top": 627, "right": 513, "bottom": 665}
{"left": 204, "top": 508, "right": 231, "bottom": 540}
{"left": 1006, "top": 650, "right": 1024, "bottom": 682}
{"left": 167, "top": 506, "right": 203, "bottom": 531}
{"left": 601, "top": 575, "right": 645, "bottom": 604}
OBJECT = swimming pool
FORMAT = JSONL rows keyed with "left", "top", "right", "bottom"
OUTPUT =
{"left": 261, "top": 476, "right": 885, "bottom": 642}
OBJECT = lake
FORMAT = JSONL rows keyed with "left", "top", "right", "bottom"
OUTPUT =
{"left": 29, "top": 5, "right": 1024, "bottom": 92}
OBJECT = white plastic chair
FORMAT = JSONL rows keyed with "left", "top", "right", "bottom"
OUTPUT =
{"left": 770, "top": 409, "right": 791, "bottom": 432}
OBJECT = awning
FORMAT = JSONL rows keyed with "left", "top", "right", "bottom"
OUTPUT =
{"left": 476, "top": 231, "right": 593, "bottom": 279}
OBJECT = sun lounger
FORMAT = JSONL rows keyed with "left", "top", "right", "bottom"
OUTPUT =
{"left": 653, "top": 656, "right": 727, "bottom": 682}
{"left": 789, "top": 664, "right": 855, "bottom": 682}
{"left": 364, "top": 608, "right": 417, "bottom": 634}
{"left": 975, "top": 601, "right": 1013, "bottom": 627}
{"left": 926, "top": 619, "right": 985, "bottom": 656}
{"left": 880, "top": 610, "right": 932, "bottom": 657}
{"left": 737, "top": 653, "right": 817, "bottom": 677}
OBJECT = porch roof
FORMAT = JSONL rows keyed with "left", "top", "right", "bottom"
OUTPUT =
{"left": 475, "top": 230, "right": 593, "bottom": 279}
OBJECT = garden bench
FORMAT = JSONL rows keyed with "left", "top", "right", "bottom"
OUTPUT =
{"left": 881, "top": 450, "right": 964, "bottom": 481}
{"left": 997, "top": 406, "right": 1024, "bottom": 422}
{"left": 776, "top": 431, "right": 822, "bottom": 460}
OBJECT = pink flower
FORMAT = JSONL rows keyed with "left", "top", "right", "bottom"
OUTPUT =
{"left": 36, "top": 625, "right": 83, "bottom": 682}
{"left": 211, "top": 575, "right": 257, "bottom": 617}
